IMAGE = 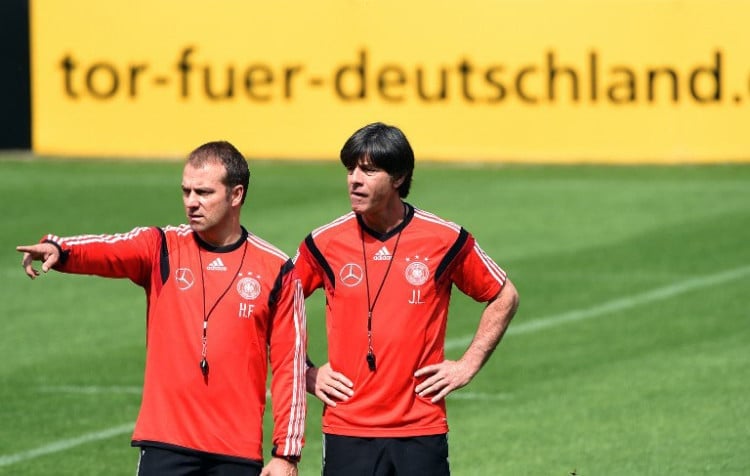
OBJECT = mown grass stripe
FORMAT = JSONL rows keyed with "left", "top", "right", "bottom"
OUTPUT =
{"left": 37, "top": 385, "right": 142, "bottom": 395}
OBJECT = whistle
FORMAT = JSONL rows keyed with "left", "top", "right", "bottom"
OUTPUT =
{"left": 200, "top": 358, "right": 210, "bottom": 377}
{"left": 366, "top": 352, "right": 376, "bottom": 371}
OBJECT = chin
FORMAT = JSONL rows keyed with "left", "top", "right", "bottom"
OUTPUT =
{"left": 350, "top": 205, "right": 367, "bottom": 215}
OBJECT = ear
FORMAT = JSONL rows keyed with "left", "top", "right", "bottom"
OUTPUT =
{"left": 392, "top": 175, "right": 405, "bottom": 190}
{"left": 230, "top": 185, "right": 244, "bottom": 206}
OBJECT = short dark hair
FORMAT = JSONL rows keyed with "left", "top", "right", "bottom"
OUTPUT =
{"left": 340, "top": 122, "right": 414, "bottom": 198}
{"left": 187, "top": 141, "right": 251, "bottom": 204}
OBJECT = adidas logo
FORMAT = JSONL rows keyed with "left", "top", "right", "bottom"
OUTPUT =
{"left": 373, "top": 246, "right": 392, "bottom": 261}
{"left": 206, "top": 257, "right": 227, "bottom": 271}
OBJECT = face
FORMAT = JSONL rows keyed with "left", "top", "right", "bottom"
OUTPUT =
{"left": 182, "top": 159, "right": 239, "bottom": 240}
{"left": 347, "top": 161, "right": 402, "bottom": 216}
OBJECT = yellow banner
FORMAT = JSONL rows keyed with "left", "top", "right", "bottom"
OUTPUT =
{"left": 31, "top": 0, "right": 750, "bottom": 162}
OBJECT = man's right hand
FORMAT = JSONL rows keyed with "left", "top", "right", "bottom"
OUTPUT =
{"left": 16, "top": 242, "right": 60, "bottom": 279}
{"left": 306, "top": 362, "right": 354, "bottom": 407}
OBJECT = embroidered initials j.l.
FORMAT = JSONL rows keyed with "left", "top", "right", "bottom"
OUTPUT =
{"left": 409, "top": 289, "right": 426, "bottom": 304}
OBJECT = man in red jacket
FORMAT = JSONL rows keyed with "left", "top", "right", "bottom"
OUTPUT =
{"left": 17, "top": 141, "right": 306, "bottom": 476}
{"left": 294, "top": 122, "right": 519, "bottom": 475}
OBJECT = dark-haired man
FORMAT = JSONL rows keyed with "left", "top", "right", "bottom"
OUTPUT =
{"left": 294, "top": 122, "right": 519, "bottom": 475}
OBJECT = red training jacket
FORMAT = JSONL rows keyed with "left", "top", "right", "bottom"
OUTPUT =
{"left": 43, "top": 225, "right": 306, "bottom": 463}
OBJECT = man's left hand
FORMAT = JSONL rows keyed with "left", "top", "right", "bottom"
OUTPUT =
{"left": 414, "top": 360, "right": 473, "bottom": 403}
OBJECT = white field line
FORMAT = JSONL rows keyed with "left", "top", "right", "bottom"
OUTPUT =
{"left": 0, "top": 424, "right": 134, "bottom": 467}
{"left": 2, "top": 264, "right": 748, "bottom": 468}
{"left": 445, "top": 264, "right": 750, "bottom": 351}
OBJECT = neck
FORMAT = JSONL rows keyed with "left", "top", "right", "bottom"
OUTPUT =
{"left": 198, "top": 226, "right": 243, "bottom": 248}
{"left": 361, "top": 200, "right": 407, "bottom": 234}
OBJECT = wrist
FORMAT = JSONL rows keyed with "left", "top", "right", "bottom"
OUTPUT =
{"left": 271, "top": 447, "right": 300, "bottom": 464}
{"left": 274, "top": 455, "right": 299, "bottom": 465}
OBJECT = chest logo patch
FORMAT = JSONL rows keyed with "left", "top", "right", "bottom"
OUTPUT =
{"left": 237, "top": 277, "right": 261, "bottom": 300}
{"left": 405, "top": 261, "right": 430, "bottom": 286}
{"left": 174, "top": 268, "right": 195, "bottom": 291}
{"left": 339, "top": 263, "right": 364, "bottom": 287}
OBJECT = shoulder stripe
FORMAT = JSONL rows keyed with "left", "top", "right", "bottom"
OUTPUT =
{"left": 412, "top": 208, "right": 462, "bottom": 232}
{"left": 162, "top": 224, "right": 193, "bottom": 236}
{"left": 474, "top": 242, "right": 507, "bottom": 285}
{"left": 54, "top": 227, "right": 153, "bottom": 246}
{"left": 311, "top": 212, "right": 356, "bottom": 238}
{"left": 246, "top": 233, "right": 289, "bottom": 261}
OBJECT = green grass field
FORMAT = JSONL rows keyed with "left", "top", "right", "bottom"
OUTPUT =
{"left": 1, "top": 152, "right": 749, "bottom": 475}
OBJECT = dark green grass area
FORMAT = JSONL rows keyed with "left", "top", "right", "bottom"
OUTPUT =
{"left": 1, "top": 153, "right": 748, "bottom": 475}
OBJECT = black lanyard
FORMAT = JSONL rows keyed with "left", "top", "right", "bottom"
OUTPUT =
{"left": 361, "top": 227, "right": 403, "bottom": 372}
{"left": 197, "top": 241, "right": 248, "bottom": 380}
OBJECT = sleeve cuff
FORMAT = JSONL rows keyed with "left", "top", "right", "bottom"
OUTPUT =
{"left": 271, "top": 447, "right": 300, "bottom": 463}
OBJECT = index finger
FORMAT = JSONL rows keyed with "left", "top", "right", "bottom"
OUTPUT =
{"left": 329, "top": 370, "right": 353, "bottom": 388}
{"left": 414, "top": 363, "right": 440, "bottom": 378}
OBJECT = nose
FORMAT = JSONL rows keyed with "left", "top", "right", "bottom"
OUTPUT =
{"left": 184, "top": 191, "right": 199, "bottom": 208}
{"left": 349, "top": 167, "right": 364, "bottom": 184}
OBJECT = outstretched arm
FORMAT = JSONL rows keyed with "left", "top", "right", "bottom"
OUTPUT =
{"left": 414, "top": 278, "right": 519, "bottom": 402}
{"left": 16, "top": 242, "right": 61, "bottom": 279}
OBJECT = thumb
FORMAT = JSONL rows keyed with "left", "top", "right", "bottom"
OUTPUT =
{"left": 41, "top": 254, "right": 58, "bottom": 273}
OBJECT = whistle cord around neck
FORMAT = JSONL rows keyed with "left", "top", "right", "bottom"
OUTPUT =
{"left": 361, "top": 226, "right": 403, "bottom": 372}
{"left": 197, "top": 241, "right": 248, "bottom": 378}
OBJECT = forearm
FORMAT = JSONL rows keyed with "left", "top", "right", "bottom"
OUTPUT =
{"left": 459, "top": 279, "right": 519, "bottom": 375}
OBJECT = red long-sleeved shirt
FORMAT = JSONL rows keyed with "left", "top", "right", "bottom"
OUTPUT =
{"left": 44, "top": 225, "right": 306, "bottom": 463}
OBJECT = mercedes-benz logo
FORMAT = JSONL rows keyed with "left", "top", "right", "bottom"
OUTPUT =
{"left": 339, "top": 263, "right": 363, "bottom": 287}
{"left": 174, "top": 267, "right": 195, "bottom": 291}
